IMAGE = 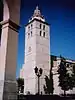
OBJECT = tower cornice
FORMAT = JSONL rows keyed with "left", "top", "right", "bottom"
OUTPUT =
{"left": 25, "top": 18, "right": 49, "bottom": 27}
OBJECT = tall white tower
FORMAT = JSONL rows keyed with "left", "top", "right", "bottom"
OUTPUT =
{"left": 21, "top": 6, "right": 50, "bottom": 94}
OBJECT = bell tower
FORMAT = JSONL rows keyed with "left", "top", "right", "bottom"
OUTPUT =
{"left": 21, "top": 6, "right": 50, "bottom": 94}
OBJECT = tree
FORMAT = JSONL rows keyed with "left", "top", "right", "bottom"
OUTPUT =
{"left": 57, "top": 56, "right": 73, "bottom": 96}
{"left": 17, "top": 78, "right": 24, "bottom": 94}
{"left": 73, "top": 65, "right": 75, "bottom": 86}
{"left": 44, "top": 71, "right": 54, "bottom": 95}
{"left": 44, "top": 55, "right": 54, "bottom": 95}
{"left": 70, "top": 64, "right": 75, "bottom": 89}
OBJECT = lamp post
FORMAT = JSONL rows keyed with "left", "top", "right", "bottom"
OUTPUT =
{"left": 34, "top": 66, "right": 43, "bottom": 95}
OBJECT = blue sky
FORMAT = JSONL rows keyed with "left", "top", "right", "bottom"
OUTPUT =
{"left": 16, "top": 0, "right": 75, "bottom": 77}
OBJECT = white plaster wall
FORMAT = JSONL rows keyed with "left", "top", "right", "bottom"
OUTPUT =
{"left": 53, "top": 74, "right": 61, "bottom": 95}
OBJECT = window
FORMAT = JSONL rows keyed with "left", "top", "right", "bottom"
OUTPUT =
{"left": 40, "top": 31, "right": 42, "bottom": 36}
{"left": 67, "top": 64, "right": 69, "bottom": 67}
{"left": 28, "top": 33, "right": 30, "bottom": 38}
{"left": 43, "top": 25, "right": 45, "bottom": 30}
{"left": 31, "top": 31, "right": 32, "bottom": 36}
{"left": 28, "top": 46, "right": 31, "bottom": 52}
{"left": 28, "top": 26, "right": 30, "bottom": 31}
{"left": 58, "top": 62, "right": 60, "bottom": 64}
{"left": 43, "top": 32, "right": 45, "bottom": 37}
{"left": 40, "top": 24, "right": 41, "bottom": 29}
{"left": 31, "top": 24, "right": 33, "bottom": 29}
{"left": 28, "top": 26, "right": 30, "bottom": 29}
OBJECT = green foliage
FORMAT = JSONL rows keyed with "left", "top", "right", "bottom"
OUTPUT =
{"left": 44, "top": 71, "right": 54, "bottom": 94}
{"left": 17, "top": 78, "right": 24, "bottom": 93}
{"left": 57, "top": 56, "right": 74, "bottom": 95}
{"left": 44, "top": 56, "right": 54, "bottom": 94}
{"left": 51, "top": 55, "right": 57, "bottom": 69}
{"left": 71, "top": 65, "right": 75, "bottom": 88}
{"left": 44, "top": 76, "right": 50, "bottom": 94}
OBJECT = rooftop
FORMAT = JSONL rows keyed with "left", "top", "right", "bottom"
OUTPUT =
{"left": 29, "top": 6, "right": 45, "bottom": 22}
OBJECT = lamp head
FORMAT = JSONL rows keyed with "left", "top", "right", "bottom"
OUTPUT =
{"left": 39, "top": 68, "right": 43, "bottom": 75}
{"left": 34, "top": 66, "right": 38, "bottom": 74}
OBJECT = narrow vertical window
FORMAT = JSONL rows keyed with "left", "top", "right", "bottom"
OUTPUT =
{"left": 31, "top": 31, "right": 32, "bottom": 36}
{"left": 43, "top": 32, "right": 45, "bottom": 37}
{"left": 40, "top": 31, "right": 42, "bottom": 36}
{"left": 31, "top": 24, "right": 33, "bottom": 29}
{"left": 28, "top": 26, "right": 30, "bottom": 31}
{"left": 40, "top": 24, "right": 41, "bottom": 29}
{"left": 28, "top": 33, "right": 30, "bottom": 38}
{"left": 43, "top": 25, "right": 45, "bottom": 30}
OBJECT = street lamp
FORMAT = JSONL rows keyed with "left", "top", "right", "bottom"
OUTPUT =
{"left": 34, "top": 66, "right": 43, "bottom": 95}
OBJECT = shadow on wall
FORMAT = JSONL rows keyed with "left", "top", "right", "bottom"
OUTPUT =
{"left": 17, "top": 94, "right": 75, "bottom": 100}
{"left": 0, "top": 0, "right": 3, "bottom": 43}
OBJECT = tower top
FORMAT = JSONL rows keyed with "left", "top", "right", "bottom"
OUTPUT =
{"left": 29, "top": 6, "right": 45, "bottom": 22}
{"left": 33, "top": 6, "right": 41, "bottom": 17}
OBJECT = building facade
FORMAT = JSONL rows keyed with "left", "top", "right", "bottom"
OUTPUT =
{"left": 20, "top": 6, "right": 50, "bottom": 94}
{"left": 51, "top": 55, "right": 75, "bottom": 95}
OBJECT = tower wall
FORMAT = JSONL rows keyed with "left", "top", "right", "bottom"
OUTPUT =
{"left": 35, "top": 20, "right": 50, "bottom": 94}
{"left": 23, "top": 21, "right": 37, "bottom": 94}
{"left": 23, "top": 19, "right": 50, "bottom": 94}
